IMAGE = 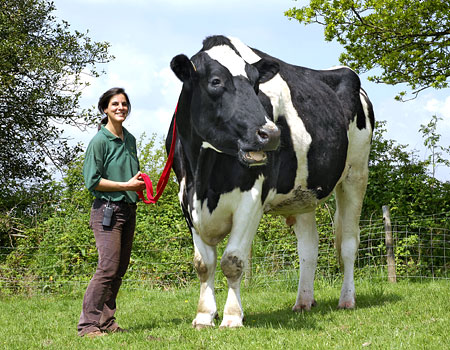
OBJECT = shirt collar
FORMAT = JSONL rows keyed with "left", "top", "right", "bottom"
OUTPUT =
{"left": 100, "top": 125, "right": 129, "bottom": 141}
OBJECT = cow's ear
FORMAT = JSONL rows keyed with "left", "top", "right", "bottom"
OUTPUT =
{"left": 171, "top": 54, "right": 196, "bottom": 84}
{"left": 253, "top": 59, "right": 279, "bottom": 84}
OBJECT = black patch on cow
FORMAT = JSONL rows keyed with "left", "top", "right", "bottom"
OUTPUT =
{"left": 252, "top": 58, "right": 280, "bottom": 84}
{"left": 196, "top": 148, "right": 268, "bottom": 212}
{"left": 272, "top": 115, "right": 297, "bottom": 195}
{"left": 201, "top": 35, "right": 240, "bottom": 57}
{"left": 245, "top": 63, "right": 260, "bottom": 91}
{"left": 257, "top": 91, "right": 274, "bottom": 120}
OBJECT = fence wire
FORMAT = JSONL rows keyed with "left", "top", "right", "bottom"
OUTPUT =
{"left": 0, "top": 216, "right": 449, "bottom": 295}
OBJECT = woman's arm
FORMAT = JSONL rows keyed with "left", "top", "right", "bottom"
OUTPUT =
{"left": 94, "top": 172, "right": 146, "bottom": 192}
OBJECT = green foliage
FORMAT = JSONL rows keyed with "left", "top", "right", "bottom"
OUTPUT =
{"left": 419, "top": 115, "right": 450, "bottom": 179}
{"left": 0, "top": 0, "right": 112, "bottom": 263}
{"left": 363, "top": 120, "right": 450, "bottom": 219}
{"left": 285, "top": 0, "right": 450, "bottom": 99}
{"left": 133, "top": 134, "right": 193, "bottom": 286}
{"left": 0, "top": 0, "right": 113, "bottom": 197}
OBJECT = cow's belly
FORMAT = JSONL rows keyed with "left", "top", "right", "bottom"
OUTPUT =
{"left": 265, "top": 186, "right": 330, "bottom": 216}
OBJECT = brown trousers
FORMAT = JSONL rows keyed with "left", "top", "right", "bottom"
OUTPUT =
{"left": 77, "top": 199, "right": 136, "bottom": 336}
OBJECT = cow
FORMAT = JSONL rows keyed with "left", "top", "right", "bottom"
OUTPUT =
{"left": 166, "top": 35, "right": 374, "bottom": 329}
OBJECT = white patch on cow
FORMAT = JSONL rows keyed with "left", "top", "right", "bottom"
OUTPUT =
{"left": 263, "top": 117, "right": 278, "bottom": 130}
{"left": 205, "top": 45, "right": 248, "bottom": 78}
{"left": 192, "top": 227, "right": 218, "bottom": 328}
{"left": 259, "top": 74, "right": 312, "bottom": 202}
{"left": 346, "top": 99, "right": 373, "bottom": 169}
{"left": 178, "top": 176, "right": 186, "bottom": 204}
{"left": 191, "top": 176, "right": 264, "bottom": 246}
{"left": 324, "top": 65, "right": 357, "bottom": 75}
{"left": 202, "top": 141, "right": 224, "bottom": 153}
{"left": 228, "top": 36, "right": 261, "bottom": 64}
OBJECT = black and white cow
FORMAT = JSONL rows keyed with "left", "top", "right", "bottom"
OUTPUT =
{"left": 166, "top": 35, "right": 374, "bottom": 329}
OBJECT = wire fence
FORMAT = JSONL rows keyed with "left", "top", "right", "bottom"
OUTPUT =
{"left": 0, "top": 212, "right": 449, "bottom": 295}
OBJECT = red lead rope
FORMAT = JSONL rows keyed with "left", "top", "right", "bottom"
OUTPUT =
{"left": 137, "top": 107, "right": 177, "bottom": 204}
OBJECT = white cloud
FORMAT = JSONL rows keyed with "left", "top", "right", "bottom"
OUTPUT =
{"left": 425, "top": 96, "right": 450, "bottom": 122}
{"left": 124, "top": 106, "right": 174, "bottom": 142}
{"left": 156, "top": 66, "right": 182, "bottom": 100}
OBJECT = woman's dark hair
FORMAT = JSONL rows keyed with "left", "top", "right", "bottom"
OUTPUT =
{"left": 97, "top": 87, "right": 131, "bottom": 130}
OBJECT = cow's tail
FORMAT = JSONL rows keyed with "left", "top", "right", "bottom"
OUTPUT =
{"left": 359, "top": 88, "right": 375, "bottom": 133}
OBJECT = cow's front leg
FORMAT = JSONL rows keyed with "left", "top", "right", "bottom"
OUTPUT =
{"left": 219, "top": 249, "right": 245, "bottom": 328}
{"left": 220, "top": 205, "right": 263, "bottom": 328}
{"left": 292, "top": 211, "right": 319, "bottom": 311}
{"left": 192, "top": 232, "right": 218, "bottom": 329}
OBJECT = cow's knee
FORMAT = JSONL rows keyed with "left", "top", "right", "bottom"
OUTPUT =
{"left": 221, "top": 252, "right": 244, "bottom": 280}
{"left": 194, "top": 254, "right": 213, "bottom": 281}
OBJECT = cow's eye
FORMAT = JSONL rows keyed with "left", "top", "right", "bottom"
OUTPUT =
{"left": 211, "top": 78, "right": 222, "bottom": 87}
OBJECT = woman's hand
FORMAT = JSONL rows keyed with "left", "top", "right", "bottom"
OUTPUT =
{"left": 127, "top": 172, "right": 146, "bottom": 191}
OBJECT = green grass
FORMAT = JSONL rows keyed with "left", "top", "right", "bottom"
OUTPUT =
{"left": 0, "top": 279, "right": 448, "bottom": 349}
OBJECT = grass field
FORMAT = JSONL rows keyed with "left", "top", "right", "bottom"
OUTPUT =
{"left": 0, "top": 278, "right": 448, "bottom": 349}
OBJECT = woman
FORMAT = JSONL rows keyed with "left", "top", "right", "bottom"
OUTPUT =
{"left": 77, "top": 87, "right": 146, "bottom": 338}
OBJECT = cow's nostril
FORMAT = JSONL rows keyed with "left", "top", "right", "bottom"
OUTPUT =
{"left": 257, "top": 129, "right": 269, "bottom": 140}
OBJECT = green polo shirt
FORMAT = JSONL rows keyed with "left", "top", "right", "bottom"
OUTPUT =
{"left": 83, "top": 125, "right": 140, "bottom": 203}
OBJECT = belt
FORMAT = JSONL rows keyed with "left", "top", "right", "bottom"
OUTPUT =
{"left": 94, "top": 198, "right": 137, "bottom": 207}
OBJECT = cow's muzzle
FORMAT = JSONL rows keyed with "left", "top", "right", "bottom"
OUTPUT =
{"left": 239, "top": 123, "right": 280, "bottom": 167}
{"left": 257, "top": 124, "right": 281, "bottom": 151}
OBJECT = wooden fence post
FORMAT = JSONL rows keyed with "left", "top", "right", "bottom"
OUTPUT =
{"left": 382, "top": 205, "right": 397, "bottom": 283}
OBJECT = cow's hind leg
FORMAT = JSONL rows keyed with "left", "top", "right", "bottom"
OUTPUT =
{"left": 334, "top": 167, "right": 368, "bottom": 309}
{"left": 292, "top": 211, "right": 319, "bottom": 311}
{"left": 192, "top": 231, "right": 218, "bottom": 329}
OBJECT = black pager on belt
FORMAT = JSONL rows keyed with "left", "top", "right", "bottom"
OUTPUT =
{"left": 102, "top": 199, "right": 113, "bottom": 227}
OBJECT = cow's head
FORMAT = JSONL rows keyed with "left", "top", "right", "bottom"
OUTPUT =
{"left": 170, "top": 37, "right": 280, "bottom": 167}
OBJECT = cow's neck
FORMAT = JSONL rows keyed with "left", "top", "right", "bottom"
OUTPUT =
{"left": 176, "top": 98, "right": 203, "bottom": 176}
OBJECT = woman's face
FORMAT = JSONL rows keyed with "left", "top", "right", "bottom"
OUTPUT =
{"left": 104, "top": 93, "right": 129, "bottom": 124}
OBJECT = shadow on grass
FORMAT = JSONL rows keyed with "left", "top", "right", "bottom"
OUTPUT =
{"left": 124, "top": 284, "right": 403, "bottom": 332}
{"left": 243, "top": 290, "right": 402, "bottom": 330}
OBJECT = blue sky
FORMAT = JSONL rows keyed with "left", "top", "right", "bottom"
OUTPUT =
{"left": 55, "top": 0, "right": 450, "bottom": 180}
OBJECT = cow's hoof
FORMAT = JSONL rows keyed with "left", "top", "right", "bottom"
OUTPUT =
{"left": 192, "top": 323, "right": 214, "bottom": 330}
{"left": 219, "top": 315, "right": 243, "bottom": 328}
{"left": 192, "top": 312, "right": 217, "bottom": 329}
{"left": 338, "top": 300, "right": 355, "bottom": 309}
{"left": 292, "top": 299, "right": 317, "bottom": 312}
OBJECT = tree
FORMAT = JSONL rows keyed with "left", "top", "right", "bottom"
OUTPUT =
{"left": 285, "top": 0, "right": 450, "bottom": 100}
{"left": 362, "top": 121, "right": 450, "bottom": 219}
{"left": 0, "top": 0, "right": 112, "bottom": 199}
{"left": 419, "top": 115, "right": 450, "bottom": 179}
